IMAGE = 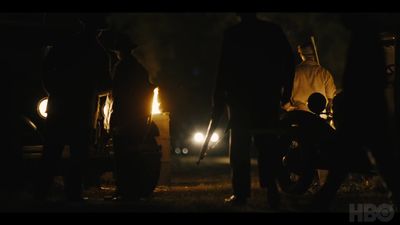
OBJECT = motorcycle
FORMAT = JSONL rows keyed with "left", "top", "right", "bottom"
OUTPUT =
{"left": 277, "top": 92, "right": 374, "bottom": 194}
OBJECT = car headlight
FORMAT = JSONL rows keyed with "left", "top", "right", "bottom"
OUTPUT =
{"left": 193, "top": 132, "right": 219, "bottom": 144}
{"left": 174, "top": 147, "right": 182, "bottom": 154}
{"left": 210, "top": 133, "right": 219, "bottom": 143}
{"left": 37, "top": 97, "right": 48, "bottom": 119}
{"left": 182, "top": 148, "right": 189, "bottom": 154}
{"left": 193, "top": 132, "right": 204, "bottom": 143}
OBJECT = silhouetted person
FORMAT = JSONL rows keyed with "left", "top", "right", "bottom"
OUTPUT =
{"left": 284, "top": 42, "right": 336, "bottom": 113}
{"left": 202, "top": 13, "right": 295, "bottom": 207}
{"left": 313, "top": 14, "right": 400, "bottom": 210}
{"left": 35, "top": 14, "right": 110, "bottom": 201}
{"left": 1, "top": 62, "right": 24, "bottom": 204}
{"left": 109, "top": 33, "right": 155, "bottom": 200}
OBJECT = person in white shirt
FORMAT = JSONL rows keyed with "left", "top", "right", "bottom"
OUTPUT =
{"left": 285, "top": 43, "right": 336, "bottom": 113}
{"left": 284, "top": 42, "right": 336, "bottom": 187}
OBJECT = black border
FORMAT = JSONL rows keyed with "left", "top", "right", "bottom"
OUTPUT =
{"left": 2, "top": 0, "right": 400, "bottom": 13}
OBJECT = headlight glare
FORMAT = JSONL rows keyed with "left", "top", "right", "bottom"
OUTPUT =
{"left": 37, "top": 97, "right": 48, "bottom": 119}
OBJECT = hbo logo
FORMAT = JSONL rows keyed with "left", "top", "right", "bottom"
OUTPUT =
{"left": 349, "top": 203, "right": 395, "bottom": 222}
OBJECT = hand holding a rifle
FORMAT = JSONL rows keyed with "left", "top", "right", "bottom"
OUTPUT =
{"left": 196, "top": 104, "right": 224, "bottom": 165}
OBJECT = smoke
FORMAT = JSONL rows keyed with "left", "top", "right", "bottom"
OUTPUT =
{"left": 107, "top": 13, "right": 237, "bottom": 85}
{"left": 106, "top": 13, "right": 238, "bottom": 116}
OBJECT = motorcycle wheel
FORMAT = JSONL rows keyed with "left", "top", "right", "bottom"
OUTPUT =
{"left": 276, "top": 131, "right": 315, "bottom": 194}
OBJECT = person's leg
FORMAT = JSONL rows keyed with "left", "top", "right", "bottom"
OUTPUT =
{"left": 255, "top": 134, "right": 281, "bottom": 208}
{"left": 312, "top": 131, "right": 349, "bottom": 211}
{"left": 229, "top": 128, "right": 252, "bottom": 201}
{"left": 255, "top": 134, "right": 280, "bottom": 188}
{"left": 35, "top": 131, "right": 65, "bottom": 201}
{"left": 66, "top": 131, "right": 90, "bottom": 201}
{"left": 114, "top": 135, "right": 140, "bottom": 200}
{"left": 312, "top": 169, "right": 347, "bottom": 211}
{"left": 368, "top": 138, "right": 400, "bottom": 207}
{"left": 112, "top": 122, "right": 144, "bottom": 200}
{"left": 1, "top": 119, "right": 23, "bottom": 203}
{"left": 112, "top": 134, "right": 124, "bottom": 197}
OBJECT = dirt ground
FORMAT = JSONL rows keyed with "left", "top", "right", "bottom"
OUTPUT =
{"left": 0, "top": 155, "right": 396, "bottom": 213}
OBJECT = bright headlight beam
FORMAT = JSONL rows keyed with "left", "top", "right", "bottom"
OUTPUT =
{"left": 37, "top": 97, "right": 48, "bottom": 119}
{"left": 210, "top": 133, "right": 219, "bottom": 143}
{"left": 193, "top": 132, "right": 204, "bottom": 143}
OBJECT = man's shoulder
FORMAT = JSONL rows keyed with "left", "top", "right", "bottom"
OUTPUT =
{"left": 312, "top": 63, "right": 332, "bottom": 75}
{"left": 296, "top": 62, "right": 325, "bottom": 73}
{"left": 298, "top": 64, "right": 334, "bottom": 79}
{"left": 296, "top": 61, "right": 314, "bottom": 69}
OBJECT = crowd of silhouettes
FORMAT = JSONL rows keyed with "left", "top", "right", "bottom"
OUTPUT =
{"left": 0, "top": 13, "right": 398, "bottom": 212}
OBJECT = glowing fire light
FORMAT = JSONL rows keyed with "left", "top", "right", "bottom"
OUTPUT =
{"left": 152, "top": 87, "right": 161, "bottom": 115}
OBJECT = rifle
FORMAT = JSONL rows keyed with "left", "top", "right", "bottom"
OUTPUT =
{"left": 310, "top": 36, "right": 320, "bottom": 65}
{"left": 196, "top": 105, "right": 224, "bottom": 165}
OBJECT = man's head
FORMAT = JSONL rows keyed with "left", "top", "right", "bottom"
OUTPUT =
{"left": 297, "top": 43, "right": 316, "bottom": 62}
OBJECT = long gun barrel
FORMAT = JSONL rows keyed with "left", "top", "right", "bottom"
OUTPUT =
{"left": 196, "top": 120, "right": 216, "bottom": 165}
{"left": 310, "top": 36, "right": 320, "bottom": 65}
{"left": 196, "top": 106, "right": 224, "bottom": 165}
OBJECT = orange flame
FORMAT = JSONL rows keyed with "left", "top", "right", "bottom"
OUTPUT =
{"left": 152, "top": 87, "right": 161, "bottom": 115}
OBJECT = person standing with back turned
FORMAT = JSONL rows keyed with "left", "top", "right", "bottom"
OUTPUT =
{"left": 201, "top": 13, "right": 295, "bottom": 208}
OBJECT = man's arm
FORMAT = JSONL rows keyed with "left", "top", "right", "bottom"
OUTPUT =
{"left": 198, "top": 30, "right": 232, "bottom": 164}
{"left": 324, "top": 69, "right": 336, "bottom": 113}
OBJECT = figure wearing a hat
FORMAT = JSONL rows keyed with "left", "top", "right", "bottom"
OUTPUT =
{"left": 107, "top": 32, "right": 156, "bottom": 200}
{"left": 109, "top": 33, "right": 153, "bottom": 131}
{"left": 284, "top": 41, "right": 336, "bottom": 113}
